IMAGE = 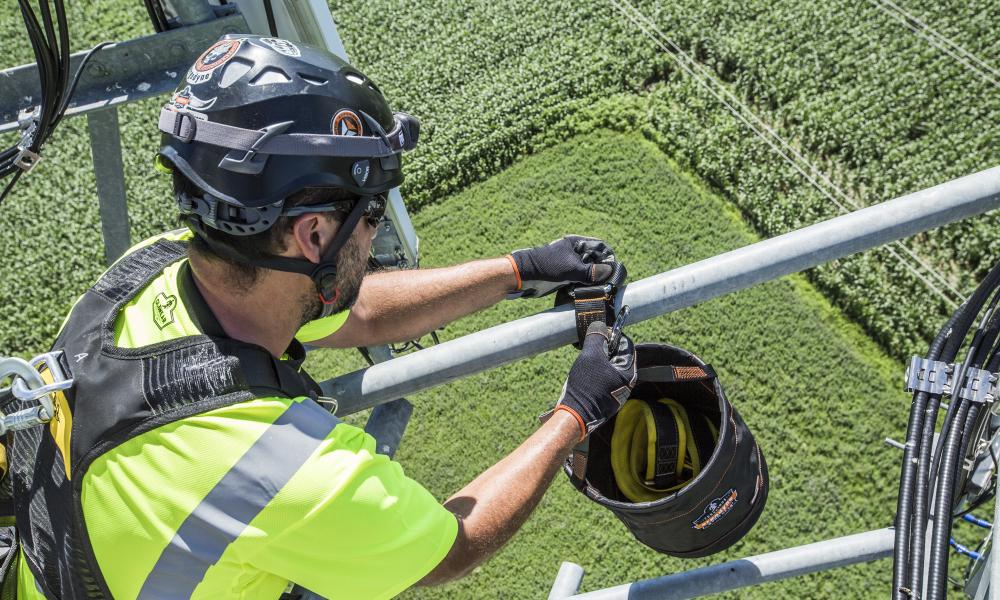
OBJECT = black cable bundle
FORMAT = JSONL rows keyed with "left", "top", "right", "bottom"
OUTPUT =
{"left": 0, "top": 0, "right": 109, "bottom": 205}
{"left": 893, "top": 258, "right": 1000, "bottom": 599}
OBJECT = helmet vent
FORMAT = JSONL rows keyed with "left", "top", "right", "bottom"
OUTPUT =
{"left": 219, "top": 58, "right": 253, "bottom": 88}
{"left": 345, "top": 73, "right": 365, "bottom": 85}
{"left": 298, "top": 73, "right": 328, "bottom": 86}
{"left": 250, "top": 67, "right": 292, "bottom": 86}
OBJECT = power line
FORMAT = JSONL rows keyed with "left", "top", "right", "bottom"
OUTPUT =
{"left": 610, "top": 0, "right": 963, "bottom": 307}
{"left": 866, "top": 0, "right": 1000, "bottom": 90}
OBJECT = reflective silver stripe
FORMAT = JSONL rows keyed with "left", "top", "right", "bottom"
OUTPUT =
{"left": 138, "top": 399, "right": 338, "bottom": 599}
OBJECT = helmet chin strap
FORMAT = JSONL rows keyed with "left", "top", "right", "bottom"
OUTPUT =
{"left": 187, "top": 197, "right": 369, "bottom": 316}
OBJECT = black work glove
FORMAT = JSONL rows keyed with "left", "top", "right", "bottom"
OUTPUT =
{"left": 548, "top": 322, "right": 637, "bottom": 440}
{"left": 507, "top": 236, "right": 626, "bottom": 299}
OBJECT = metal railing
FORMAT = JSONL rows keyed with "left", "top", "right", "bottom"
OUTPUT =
{"left": 549, "top": 528, "right": 896, "bottom": 599}
{"left": 322, "top": 165, "right": 1000, "bottom": 415}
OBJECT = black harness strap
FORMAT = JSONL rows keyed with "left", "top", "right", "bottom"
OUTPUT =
{"left": 571, "top": 285, "right": 613, "bottom": 346}
{"left": 645, "top": 399, "right": 680, "bottom": 489}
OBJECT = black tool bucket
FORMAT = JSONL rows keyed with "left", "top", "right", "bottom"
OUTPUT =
{"left": 566, "top": 343, "right": 768, "bottom": 557}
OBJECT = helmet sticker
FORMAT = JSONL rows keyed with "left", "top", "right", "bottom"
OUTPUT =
{"left": 260, "top": 37, "right": 301, "bottom": 57}
{"left": 187, "top": 38, "right": 244, "bottom": 85}
{"left": 332, "top": 110, "right": 364, "bottom": 137}
{"left": 170, "top": 86, "right": 217, "bottom": 111}
{"left": 352, "top": 160, "right": 371, "bottom": 186}
{"left": 691, "top": 488, "right": 738, "bottom": 530}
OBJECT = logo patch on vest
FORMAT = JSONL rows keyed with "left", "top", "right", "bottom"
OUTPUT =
{"left": 153, "top": 293, "right": 178, "bottom": 330}
{"left": 692, "top": 488, "right": 738, "bottom": 530}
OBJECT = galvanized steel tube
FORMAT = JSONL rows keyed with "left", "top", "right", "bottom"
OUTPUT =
{"left": 565, "top": 528, "right": 895, "bottom": 599}
{"left": 322, "top": 165, "right": 1000, "bottom": 416}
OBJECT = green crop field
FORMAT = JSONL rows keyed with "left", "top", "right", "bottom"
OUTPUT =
{"left": 1, "top": 1, "right": 996, "bottom": 597}
{"left": 2, "top": 1, "right": 998, "bottom": 359}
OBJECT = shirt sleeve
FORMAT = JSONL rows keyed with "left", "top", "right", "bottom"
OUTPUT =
{"left": 249, "top": 420, "right": 458, "bottom": 600}
{"left": 294, "top": 309, "right": 351, "bottom": 344}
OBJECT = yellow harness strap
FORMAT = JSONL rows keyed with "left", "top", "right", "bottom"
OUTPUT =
{"left": 611, "top": 398, "right": 717, "bottom": 503}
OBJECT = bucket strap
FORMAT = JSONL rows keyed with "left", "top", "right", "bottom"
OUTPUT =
{"left": 570, "top": 285, "right": 614, "bottom": 348}
{"left": 638, "top": 364, "right": 716, "bottom": 383}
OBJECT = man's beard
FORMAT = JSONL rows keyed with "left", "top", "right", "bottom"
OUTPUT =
{"left": 297, "top": 230, "right": 368, "bottom": 327}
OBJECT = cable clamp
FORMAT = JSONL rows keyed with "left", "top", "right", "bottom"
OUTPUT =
{"left": 957, "top": 367, "right": 997, "bottom": 405}
{"left": 905, "top": 356, "right": 951, "bottom": 395}
{"left": 14, "top": 146, "right": 42, "bottom": 173}
{"left": 14, "top": 118, "right": 42, "bottom": 172}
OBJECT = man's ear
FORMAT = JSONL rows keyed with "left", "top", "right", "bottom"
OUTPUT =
{"left": 288, "top": 213, "right": 323, "bottom": 263}
{"left": 288, "top": 213, "right": 338, "bottom": 263}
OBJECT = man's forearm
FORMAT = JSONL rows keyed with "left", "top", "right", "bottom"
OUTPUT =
{"left": 419, "top": 410, "right": 580, "bottom": 585}
{"left": 350, "top": 257, "right": 517, "bottom": 345}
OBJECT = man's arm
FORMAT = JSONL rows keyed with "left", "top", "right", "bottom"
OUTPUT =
{"left": 315, "top": 257, "right": 516, "bottom": 348}
{"left": 419, "top": 323, "right": 637, "bottom": 585}
{"left": 310, "top": 236, "right": 624, "bottom": 349}
{"left": 418, "top": 409, "right": 581, "bottom": 585}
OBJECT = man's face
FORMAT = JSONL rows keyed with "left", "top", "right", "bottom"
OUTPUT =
{"left": 296, "top": 219, "right": 374, "bottom": 326}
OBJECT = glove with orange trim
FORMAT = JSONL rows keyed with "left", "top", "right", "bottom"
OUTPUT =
{"left": 507, "top": 236, "right": 626, "bottom": 299}
{"left": 548, "top": 322, "right": 637, "bottom": 440}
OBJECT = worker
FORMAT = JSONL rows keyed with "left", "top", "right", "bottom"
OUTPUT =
{"left": 6, "top": 35, "right": 637, "bottom": 600}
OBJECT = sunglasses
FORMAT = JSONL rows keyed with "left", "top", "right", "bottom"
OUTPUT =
{"left": 283, "top": 193, "right": 388, "bottom": 228}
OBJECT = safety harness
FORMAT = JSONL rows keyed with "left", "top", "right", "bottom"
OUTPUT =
{"left": 2, "top": 239, "right": 328, "bottom": 598}
{"left": 610, "top": 394, "right": 719, "bottom": 503}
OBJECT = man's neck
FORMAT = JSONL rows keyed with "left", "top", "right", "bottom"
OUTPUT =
{"left": 188, "top": 254, "right": 304, "bottom": 358}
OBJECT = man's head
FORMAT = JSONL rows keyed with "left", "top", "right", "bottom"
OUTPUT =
{"left": 157, "top": 35, "right": 417, "bottom": 317}
{"left": 173, "top": 169, "right": 375, "bottom": 326}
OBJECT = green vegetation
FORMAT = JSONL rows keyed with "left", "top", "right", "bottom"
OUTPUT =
{"left": 307, "top": 129, "right": 909, "bottom": 598}
{"left": 330, "top": 0, "right": 999, "bottom": 360}
{"left": 2, "top": 1, "right": 997, "bottom": 359}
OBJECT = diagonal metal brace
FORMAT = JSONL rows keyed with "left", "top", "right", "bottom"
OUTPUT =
{"left": 906, "top": 356, "right": 952, "bottom": 395}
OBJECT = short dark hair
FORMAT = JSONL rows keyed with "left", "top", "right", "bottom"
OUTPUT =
{"left": 173, "top": 171, "right": 356, "bottom": 289}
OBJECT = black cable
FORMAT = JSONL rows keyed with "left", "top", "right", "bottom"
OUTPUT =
{"left": 923, "top": 264, "right": 1000, "bottom": 599}
{"left": 53, "top": 41, "right": 113, "bottom": 128}
{"left": 151, "top": 0, "right": 169, "bottom": 32}
{"left": 0, "top": 172, "right": 24, "bottom": 205}
{"left": 927, "top": 398, "right": 973, "bottom": 600}
{"left": 899, "top": 259, "right": 1000, "bottom": 597}
{"left": 902, "top": 307, "right": 972, "bottom": 596}
{"left": 263, "top": 0, "right": 279, "bottom": 36}
{"left": 894, "top": 310, "right": 959, "bottom": 599}
{"left": 143, "top": 0, "right": 166, "bottom": 32}
{"left": 1, "top": 1, "right": 109, "bottom": 205}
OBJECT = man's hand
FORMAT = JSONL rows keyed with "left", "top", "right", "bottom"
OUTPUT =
{"left": 507, "top": 236, "right": 626, "bottom": 298}
{"left": 551, "top": 321, "right": 637, "bottom": 440}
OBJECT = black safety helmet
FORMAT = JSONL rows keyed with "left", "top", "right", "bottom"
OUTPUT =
{"left": 157, "top": 35, "right": 419, "bottom": 307}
